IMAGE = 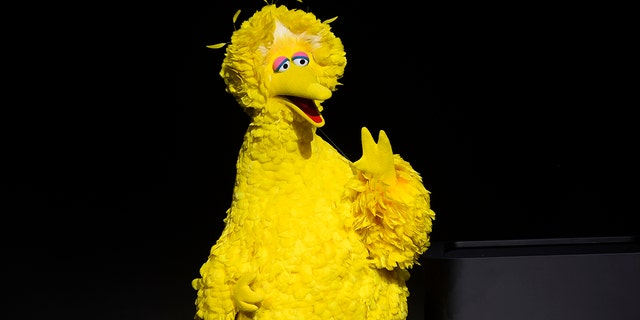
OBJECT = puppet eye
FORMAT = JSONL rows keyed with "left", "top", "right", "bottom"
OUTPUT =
{"left": 291, "top": 51, "right": 309, "bottom": 67}
{"left": 273, "top": 56, "right": 290, "bottom": 73}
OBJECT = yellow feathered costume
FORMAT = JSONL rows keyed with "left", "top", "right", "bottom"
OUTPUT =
{"left": 192, "top": 4, "right": 435, "bottom": 320}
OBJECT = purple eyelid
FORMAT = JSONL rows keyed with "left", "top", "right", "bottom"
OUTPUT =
{"left": 273, "top": 56, "right": 289, "bottom": 71}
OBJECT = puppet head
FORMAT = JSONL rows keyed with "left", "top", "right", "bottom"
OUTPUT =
{"left": 218, "top": 4, "right": 347, "bottom": 127}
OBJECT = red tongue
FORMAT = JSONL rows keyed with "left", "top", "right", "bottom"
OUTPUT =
{"left": 287, "top": 96, "right": 322, "bottom": 123}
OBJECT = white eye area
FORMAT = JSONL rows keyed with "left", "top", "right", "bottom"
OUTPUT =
{"left": 275, "top": 59, "right": 291, "bottom": 73}
{"left": 292, "top": 56, "right": 309, "bottom": 67}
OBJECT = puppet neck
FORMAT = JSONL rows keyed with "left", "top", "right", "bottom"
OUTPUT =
{"left": 241, "top": 104, "right": 317, "bottom": 164}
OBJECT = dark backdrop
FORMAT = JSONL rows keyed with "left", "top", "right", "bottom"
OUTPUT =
{"left": 3, "top": 1, "right": 637, "bottom": 319}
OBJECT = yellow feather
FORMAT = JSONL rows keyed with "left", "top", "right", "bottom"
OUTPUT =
{"left": 206, "top": 43, "right": 227, "bottom": 49}
{"left": 232, "top": 9, "right": 241, "bottom": 24}
{"left": 324, "top": 16, "right": 338, "bottom": 24}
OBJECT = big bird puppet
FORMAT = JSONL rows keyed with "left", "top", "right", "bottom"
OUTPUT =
{"left": 192, "top": 3, "right": 435, "bottom": 320}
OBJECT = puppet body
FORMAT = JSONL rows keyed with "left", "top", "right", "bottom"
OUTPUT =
{"left": 192, "top": 5, "right": 435, "bottom": 320}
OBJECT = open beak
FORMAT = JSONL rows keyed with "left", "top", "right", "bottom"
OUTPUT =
{"left": 270, "top": 65, "right": 332, "bottom": 127}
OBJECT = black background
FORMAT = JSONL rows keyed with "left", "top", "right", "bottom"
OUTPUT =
{"left": 3, "top": 1, "right": 638, "bottom": 319}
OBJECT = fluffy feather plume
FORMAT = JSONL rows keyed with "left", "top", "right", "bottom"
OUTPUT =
{"left": 348, "top": 155, "right": 435, "bottom": 270}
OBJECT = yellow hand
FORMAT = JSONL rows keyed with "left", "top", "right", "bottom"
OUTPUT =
{"left": 353, "top": 127, "right": 397, "bottom": 185}
{"left": 232, "top": 273, "right": 263, "bottom": 313}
